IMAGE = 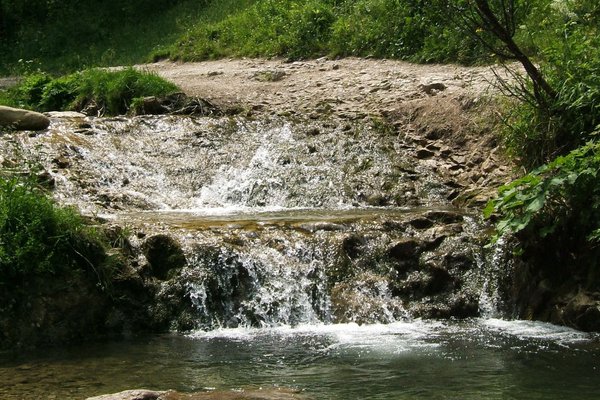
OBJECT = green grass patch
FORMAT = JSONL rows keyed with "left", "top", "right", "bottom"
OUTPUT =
{"left": 1, "top": 68, "right": 180, "bottom": 115}
{"left": 0, "top": 176, "right": 115, "bottom": 290}
{"left": 166, "top": 0, "right": 490, "bottom": 64}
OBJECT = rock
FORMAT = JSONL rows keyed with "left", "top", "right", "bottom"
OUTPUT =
{"left": 424, "top": 210, "right": 463, "bottom": 224}
{"left": 298, "top": 222, "right": 346, "bottom": 232}
{"left": 87, "top": 388, "right": 306, "bottom": 400}
{"left": 388, "top": 238, "right": 421, "bottom": 260}
{"left": 366, "top": 193, "right": 388, "bottom": 206}
{"left": 86, "top": 389, "right": 167, "bottom": 400}
{"left": 415, "top": 148, "right": 435, "bottom": 159}
{"left": 408, "top": 216, "right": 434, "bottom": 230}
{"left": 342, "top": 234, "right": 364, "bottom": 260}
{"left": 419, "top": 82, "right": 446, "bottom": 95}
{"left": 559, "top": 291, "right": 600, "bottom": 332}
{"left": 46, "top": 111, "right": 87, "bottom": 119}
{"left": 0, "top": 105, "right": 50, "bottom": 131}
{"left": 52, "top": 156, "right": 70, "bottom": 168}
{"left": 142, "top": 235, "right": 187, "bottom": 280}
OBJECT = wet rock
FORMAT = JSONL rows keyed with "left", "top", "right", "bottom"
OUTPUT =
{"left": 46, "top": 111, "right": 87, "bottom": 119}
{"left": 0, "top": 105, "right": 50, "bottom": 131}
{"left": 298, "top": 222, "right": 346, "bottom": 232}
{"left": 408, "top": 216, "right": 434, "bottom": 230}
{"left": 415, "top": 148, "right": 435, "bottom": 159}
{"left": 557, "top": 291, "right": 600, "bottom": 332}
{"left": 412, "top": 293, "right": 479, "bottom": 319}
{"left": 331, "top": 273, "right": 405, "bottom": 324}
{"left": 366, "top": 193, "right": 388, "bottom": 206}
{"left": 86, "top": 389, "right": 167, "bottom": 400}
{"left": 388, "top": 238, "right": 421, "bottom": 260}
{"left": 87, "top": 388, "right": 306, "bottom": 400}
{"left": 424, "top": 210, "right": 463, "bottom": 224}
{"left": 342, "top": 234, "right": 365, "bottom": 260}
{"left": 142, "top": 235, "right": 187, "bottom": 280}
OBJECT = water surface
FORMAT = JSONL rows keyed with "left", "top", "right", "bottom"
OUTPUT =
{"left": 1, "top": 319, "right": 598, "bottom": 399}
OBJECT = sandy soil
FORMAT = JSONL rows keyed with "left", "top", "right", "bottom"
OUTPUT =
{"left": 143, "top": 57, "right": 500, "bottom": 118}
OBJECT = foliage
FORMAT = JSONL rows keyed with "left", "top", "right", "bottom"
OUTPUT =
{"left": 0, "top": 68, "right": 180, "bottom": 115}
{"left": 485, "top": 141, "right": 600, "bottom": 244}
{"left": 165, "top": 0, "right": 494, "bottom": 64}
{"left": 499, "top": 0, "right": 600, "bottom": 168}
{"left": 0, "top": 0, "right": 211, "bottom": 74}
{"left": 476, "top": 0, "right": 600, "bottom": 280}
{"left": 0, "top": 176, "right": 111, "bottom": 288}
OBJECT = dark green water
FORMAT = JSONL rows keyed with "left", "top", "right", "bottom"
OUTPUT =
{"left": 1, "top": 319, "right": 599, "bottom": 399}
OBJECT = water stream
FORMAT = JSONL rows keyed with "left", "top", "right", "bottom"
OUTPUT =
{"left": 1, "top": 320, "right": 598, "bottom": 399}
{"left": 1, "top": 114, "right": 599, "bottom": 398}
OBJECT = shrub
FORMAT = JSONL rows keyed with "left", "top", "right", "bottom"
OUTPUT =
{"left": 500, "top": 0, "right": 600, "bottom": 168}
{"left": 0, "top": 68, "right": 180, "bottom": 115}
{"left": 0, "top": 177, "right": 91, "bottom": 281}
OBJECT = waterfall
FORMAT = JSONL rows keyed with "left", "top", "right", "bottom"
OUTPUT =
{"left": 1, "top": 113, "right": 505, "bottom": 330}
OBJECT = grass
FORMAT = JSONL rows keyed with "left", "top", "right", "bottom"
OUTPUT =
{"left": 0, "top": 68, "right": 180, "bottom": 115}
{"left": 1, "top": 0, "right": 501, "bottom": 75}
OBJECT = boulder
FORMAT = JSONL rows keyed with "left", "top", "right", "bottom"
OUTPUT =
{"left": 86, "top": 389, "right": 167, "bottom": 400}
{"left": 142, "top": 234, "right": 187, "bottom": 280}
{"left": 0, "top": 105, "right": 50, "bottom": 131}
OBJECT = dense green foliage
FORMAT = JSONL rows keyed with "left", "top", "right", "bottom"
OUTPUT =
{"left": 485, "top": 141, "right": 600, "bottom": 244}
{"left": 0, "top": 68, "right": 180, "bottom": 115}
{"left": 502, "top": 0, "right": 600, "bottom": 168}
{"left": 167, "top": 0, "right": 489, "bottom": 63}
{"left": 483, "top": 0, "right": 600, "bottom": 283}
{"left": 0, "top": 176, "right": 113, "bottom": 291}
{"left": 0, "top": 0, "right": 211, "bottom": 74}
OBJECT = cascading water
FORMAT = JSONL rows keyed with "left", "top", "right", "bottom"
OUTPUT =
{"left": 2, "top": 113, "right": 599, "bottom": 400}
{"left": 0, "top": 113, "right": 500, "bottom": 329}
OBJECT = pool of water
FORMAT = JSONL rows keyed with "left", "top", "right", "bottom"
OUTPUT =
{"left": 1, "top": 319, "right": 599, "bottom": 399}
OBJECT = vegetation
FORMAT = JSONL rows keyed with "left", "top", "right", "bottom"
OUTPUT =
{"left": 1, "top": 0, "right": 518, "bottom": 74}
{"left": 0, "top": 0, "right": 212, "bottom": 74}
{"left": 166, "top": 0, "right": 491, "bottom": 64}
{"left": 0, "top": 176, "right": 110, "bottom": 287}
{"left": 475, "top": 0, "right": 600, "bottom": 290}
{"left": 0, "top": 68, "right": 180, "bottom": 115}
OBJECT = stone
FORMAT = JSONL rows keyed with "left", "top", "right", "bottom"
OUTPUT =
{"left": 560, "top": 291, "right": 600, "bottom": 332}
{"left": 86, "top": 389, "right": 167, "bottom": 400}
{"left": 0, "top": 105, "right": 50, "bottom": 131}
{"left": 415, "top": 148, "right": 435, "bottom": 159}
{"left": 388, "top": 238, "right": 421, "bottom": 260}
{"left": 142, "top": 235, "right": 187, "bottom": 280}
{"left": 46, "top": 111, "right": 87, "bottom": 119}
{"left": 419, "top": 82, "right": 446, "bottom": 95}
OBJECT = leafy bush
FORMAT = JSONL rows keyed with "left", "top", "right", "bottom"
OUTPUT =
{"left": 501, "top": 0, "right": 600, "bottom": 168}
{"left": 0, "top": 177, "right": 99, "bottom": 283}
{"left": 485, "top": 141, "right": 600, "bottom": 244}
{"left": 167, "top": 0, "right": 496, "bottom": 64}
{"left": 1, "top": 68, "right": 180, "bottom": 115}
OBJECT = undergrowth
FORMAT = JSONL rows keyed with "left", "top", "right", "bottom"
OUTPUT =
{"left": 1, "top": 68, "right": 180, "bottom": 115}
{"left": 0, "top": 176, "right": 116, "bottom": 293}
